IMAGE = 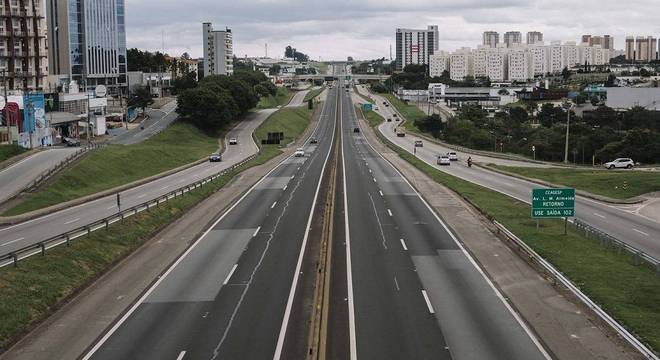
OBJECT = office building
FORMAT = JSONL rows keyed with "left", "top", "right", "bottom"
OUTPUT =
{"left": 203, "top": 23, "right": 233, "bottom": 76}
{"left": 429, "top": 51, "right": 450, "bottom": 78}
{"left": 395, "top": 25, "right": 439, "bottom": 71}
{"left": 526, "top": 31, "right": 543, "bottom": 45}
{"left": 483, "top": 31, "right": 499, "bottom": 48}
{"left": 47, "top": 0, "right": 128, "bottom": 93}
{"left": 503, "top": 31, "right": 522, "bottom": 48}
{"left": 0, "top": 0, "right": 48, "bottom": 91}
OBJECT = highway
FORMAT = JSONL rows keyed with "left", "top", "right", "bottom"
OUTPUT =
{"left": 361, "top": 87, "right": 660, "bottom": 261}
{"left": 81, "top": 87, "right": 338, "bottom": 360}
{"left": 0, "top": 147, "right": 80, "bottom": 204}
{"left": 0, "top": 109, "right": 275, "bottom": 256}
{"left": 111, "top": 100, "right": 178, "bottom": 145}
{"left": 339, "top": 83, "right": 549, "bottom": 359}
{"left": 285, "top": 89, "right": 310, "bottom": 107}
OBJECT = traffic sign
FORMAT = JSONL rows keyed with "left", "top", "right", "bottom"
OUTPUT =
{"left": 362, "top": 103, "right": 372, "bottom": 112}
{"left": 95, "top": 85, "right": 107, "bottom": 98}
{"left": 531, "top": 188, "right": 575, "bottom": 218}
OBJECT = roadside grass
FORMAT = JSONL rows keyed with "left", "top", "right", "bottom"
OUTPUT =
{"left": 254, "top": 106, "right": 314, "bottom": 148}
{"left": 303, "top": 87, "right": 325, "bottom": 103}
{"left": 0, "top": 144, "right": 28, "bottom": 163}
{"left": 0, "top": 144, "right": 281, "bottom": 352}
{"left": 257, "top": 87, "right": 292, "bottom": 109}
{"left": 366, "top": 111, "right": 660, "bottom": 352}
{"left": 4, "top": 122, "right": 219, "bottom": 216}
{"left": 382, "top": 93, "right": 426, "bottom": 132}
{"left": 492, "top": 165, "right": 660, "bottom": 199}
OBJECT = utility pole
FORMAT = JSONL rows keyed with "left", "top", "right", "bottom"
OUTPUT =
{"left": 2, "top": 69, "right": 9, "bottom": 144}
{"left": 563, "top": 103, "right": 572, "bottom": 164}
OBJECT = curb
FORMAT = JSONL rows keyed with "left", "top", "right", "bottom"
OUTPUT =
{"left": 477, "top": 163, "right": 646, "bottom": 205}
{"left": 0, "top": 148, "right": 43, "bottom": 171}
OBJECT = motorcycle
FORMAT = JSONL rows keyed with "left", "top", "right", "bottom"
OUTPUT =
{"left": 467, "top": 158, "right": 473, "bottom": 167}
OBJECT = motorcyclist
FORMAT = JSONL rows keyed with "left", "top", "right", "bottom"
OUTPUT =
{"left": 467, "top": 156, "right": 473, "bottom": 167}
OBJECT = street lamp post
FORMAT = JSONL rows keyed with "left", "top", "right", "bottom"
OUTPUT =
{"left": 563, "top": 102, "right": 572, "bottom": 164}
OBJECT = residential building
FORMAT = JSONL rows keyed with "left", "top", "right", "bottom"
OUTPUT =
{"left": 395, "top": 25, "right": 439, "bottom": 71}
{"left": 203, "top": 23, "right": 233, "bottom": 76}
{"left": 635, "top": 36, "right": 657, "bottom": 62}
{"left": 47, "top": 0, "right": 128, "bottom": 93}
{"left": 625, "top": 36, "right": 635, "bottom": 60}
{"left": 562, "top": 42, "right": 580, "bottom": 68}
{"left": 473, "top": 47, "right": 489, "bottom": 78}
{"left": 483, "top": 31, "right": 499, "bottom": 48}
{"left": 508, "top": 48, "right": 533, "bottom": 81}
{"left": 486, "top": 49, "right": 507, "bottom": 81}
{"left": 548, "top": 42, "right": 564, "bottom": 73}
{"left": 429, "top": 51, "right": 450, "bottom": 77}
{"left": 529, "top": 45, "right": 547, "bottom": 75}
{"left": 0, "top": 0, "right": 48, "bottom": 91}
{"left": 503, "top": 31, "right": 522, "bottom": 48}
{"left": 526, "top": 31, "right": 543, "bottom": 45}
{"left": 449, "top": 48, "right": 473, "bottom": 81}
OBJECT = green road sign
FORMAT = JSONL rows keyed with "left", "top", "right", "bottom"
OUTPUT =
{"left": 531, "top": 188, "right": 575, "bottom": 218}
{"left": 362, "top": 103, "right": 372, "bottom": 112}
{"left": 345, "top": 75, "right": 352, "bottom": 81}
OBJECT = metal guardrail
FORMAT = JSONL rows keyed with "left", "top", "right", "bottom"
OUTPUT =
{"left": 24, "top": 143, "right": 104, "bottom": 192}
{"left": 493, "top": 220, "right": 659, "bottom": 360}
{"left": 0, "top": 152, "right": 259, "bottom": 268}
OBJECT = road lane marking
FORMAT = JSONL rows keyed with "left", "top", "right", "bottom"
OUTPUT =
{"left": 633, "top": 228, "right": 649, "bottom": 236}
{"left": 387, "top": 209, "right": 393, "bottom": 217}
{"left": 283, "top": 185, "right": 287, "bottom": 191}
{"left": 593, "top": 213, "right": 606, "bottom": 219}
{"left": 176, "top": 351, "right": 186, "bottom": 360}
{"left": 373, "top": 177, "right": 377, "bottom": 182}
{"left": 223, "top": 264, "right": 238, "bottom": 285}
{"left": 394, "top": 277, "right": 400, "bottom": 291}
{"left": 106, "top": 205, "right": 115, "bottom": 210}
{"left": 368, "top": 193, "right": 388, "bottom": 250}
{"left": 271, "top": 201, "right": 277, "bottom": 209}
{"left": 253, "top": 226, "right": 261, "bottom": 237}
{"left": 1, "top": 237, "right": 24, "bottom": 247}
{"left": 400, "top": 239, "right": 408, "bottom": 251}
{"left": 160, "top": 185, "right": 169, "bottom": 190}
{"left": 422, "top": 290, "right": 435, "bottom": 314}
{"left": 64, "top": 218, "right": 80, "bottom": 225}
{"left": 379, "top": 190, "right": 383, "bottom": 197}
{"left": 137, "top": 194, "right": 147, "bottom": 199}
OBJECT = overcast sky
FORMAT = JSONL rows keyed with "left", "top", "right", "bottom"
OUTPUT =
{"left": 126, "top": 0, "right": 659, "bottom": 61}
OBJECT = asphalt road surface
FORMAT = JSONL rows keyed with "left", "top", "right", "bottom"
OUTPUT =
{"left": 82, "top": 88, "right": 338, "bottom": 360}
{"left": 0, "top": 147, "right": 80, "bottom": 204}
{"left": 285, "top": 89, "right": 310, "bottom": 107}
{"left": 340, "top": 83, "right": 549, "bottom": 360}
{"left": 111, "top": 100, "right": 178, "bottom": 145}
{"left": 0, "top": 109, "right": 275, "bottom": 256}
{"left": 362, "top": 87, "right": 660, "bottom": 261}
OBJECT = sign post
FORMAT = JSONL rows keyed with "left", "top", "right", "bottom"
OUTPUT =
{"left": 531, "top": 188, "right": 575, "bottom": 235}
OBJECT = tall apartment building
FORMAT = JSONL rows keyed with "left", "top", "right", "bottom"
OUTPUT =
{"left": 529, "top": 45, "right": 547, "bottom": 75}
{"left": 47, "top": 0, "right": 127, "bottom": 93}
{"left": 395, "top": 25, "right": 439, "bottom": 71}
{"left": 635, "top": 36, "right": 657, "bottom": 62}
{"left": 482, "top": 31, "right": 499, "bottom": 48}
{"left": 449, "top": 48, "right": 473, "bottom": 81}
{"left": 526, "top": 31, "right": 543, "bottom": 45}
{"left": 0, "top": 0, "right": 48, "bottom": 91}
{"left": 486, "top": 50, "right": 507, "bottom": 81}
{"left": 582, "top": 35, "right": 613, "bottom": 50}
{"left": 625, "top": 36, "right": 635, "bottom": 60}
{"left": 508, "top": 48, "right": 533, "bottom": 82}
{"left": 503, "top": 31, "right": 522, "bottom": 48}
{"left": 562, "top": 41, "right": 580, "bottom": 68}
{"left": 203, "top": 23, "right": 233, "bottom": 76}
{"left": 429, "top": 51, "right": 450, "bottom": 78}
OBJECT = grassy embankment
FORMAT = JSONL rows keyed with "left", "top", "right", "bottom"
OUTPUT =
{"left": 4, "top": 123, "right": 219, "bottom": 216}
{"left": 255, "top": 106, "right": 314, "bottom": 148}
{"left": 0, "top": 102, "right": 318, "bottom": 351}
{"left": 0, "top": 144, "right": 28, "bottom": 164}
{"left": 303, "top": 87, "right": 325, "bottom": 103}
{"left": 363, "top": 106, "right": 660, "bottom": 352}
{"left": 257, "top": 87, "right": 293, "bottom": 109}
{"left": 381, "top": 93, "right": 426, "bottom": 133}
{"left": 492, "top": 165, "right": 660, "bottom": 200}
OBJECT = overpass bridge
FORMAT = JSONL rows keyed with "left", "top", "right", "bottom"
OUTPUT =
{"left": 290, "top": 74, "right": 390, "bottom": 81}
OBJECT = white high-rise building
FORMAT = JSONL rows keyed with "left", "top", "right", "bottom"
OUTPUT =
{"left": 548, "top": 42, "right": 564, "bottom": 73}
{"left": 203, "top": 23, "right": 233, "bottom": 76}
{"left": 504, "top": 31, "right": 522, "bottom": 48}
{"left": 483, "top": 31, "right": 499, "bottom": 48}
{"left": 562, "top": 42, "right": 580, "bottom": 68}
{"left": 429, "top": 51, "right": 450, "bottom": 77}
{"left": 473, "top": 47, "right": 489, "bottom": 78}
{"left": 508, "top": 48, "right": 533, "bottom": 82}
{"left": 529, "top": 45, "right": 547, "bottom": 75}
{"left": 395, "top": 25, "right": 439, "bottom": 71}
{"left": 486, "top": 50, "right": 507, "bottom": 81}
{"left": 526, "top": 32, "right": 544, "bottom": 45}
{"left": 449, "top": 48, "right": 474, "bottom": 81}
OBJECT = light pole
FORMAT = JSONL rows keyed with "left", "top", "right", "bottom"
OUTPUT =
{"left": 563, "top": 102, "right": 573, "bottom": 164}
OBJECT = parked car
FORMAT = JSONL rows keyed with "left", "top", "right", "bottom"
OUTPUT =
{"left": 437, "top": 155, "right": 451, "bottom": 166}
{"left": 448, "top": 152, "right": 458, "bottom": 161}
{"left": 209, "top": 152, "right": 222, "bottom": 162}
{"left": 604, "top": 158, "right": 634, "bottom": 169}
{"left": 229, "top": 137, "right": 238, "bottom": 145}
{"left": 414, "top": 140, "right": 423, "bottom": 147}
{"left": 294, "top": 148, "right": 305, "bottom": 157}
{"left": 62, "top": 137, "right": 80, "bottom": 147}
{"left": 309, "top": 137, "right": 318, "bottom": 144}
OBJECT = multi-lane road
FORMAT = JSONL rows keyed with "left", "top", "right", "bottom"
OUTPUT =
{"left": 111, "top": 100, "right": 179, "bottom": 145}
{"left": 358, "top": 86, "right": 660, "bottom": 260}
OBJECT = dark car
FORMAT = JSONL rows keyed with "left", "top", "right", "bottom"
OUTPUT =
{"left": 387, "top": 118, "right": 392, "bottom": 122}
{"left": 353, "top": 127, "right": 360, "bottom": 133}
{"left": 310, "top": 137, "right": 318, "bottom": 144}
{"left": 208, "top": 152, "right": 222, "bottom": 162}
{"left": 62, "top": 137, "right": 80, "bottom": 147}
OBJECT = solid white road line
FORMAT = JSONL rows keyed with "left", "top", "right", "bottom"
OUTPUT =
{"left": 223, "top": 264, "right": 238, "bottom": 285}
{"left": 593, "top": 213, "right": 606, "bottom": 219}
{"left": 1, "top": 237, "right": 24, "bottom": 247}
{"left": 176, "top": 350, "right": 186, "bottom": 360}
{"left": 253, "top": 226, "right": 261, "bottom": 237}
{"left": 421, "top": 290, "right": 435, "bottom": 314}
{"left": 387, "top": 209, "right": 393, "bottom": 217}
{"left": 633, "top": 228, "right": 649, "bottom": 236}
{"left": 400, "top": 239, "right": 408, "bottom": 251}
{"left": 394, "top": 277, "right": 400, "bottom": 291}
{"left": 271, "top": 201, "right": 277, "bottom": 209}
{"left": 137, "top": 194, "right": 147, "bottom": 199}
{"left": 379, "top": 190, "right": 383, "bottom": 197}
{"left": 373, "top": 177, "right": 377, "bottom": 183}
{"left": 282, "top": 184, "right": 288, "bottom": 191}
{"left": 63, "top": 217, "right": 80, "bottom": 225}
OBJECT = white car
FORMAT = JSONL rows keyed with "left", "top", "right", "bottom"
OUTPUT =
{"left": 448, "top": 152, "right": 458, "bottom": 161}
{"left": 294, "top": 148, "right": 305, "bottom": 157}
{"left": 229, "top": 138, "right": 238, "bottom": 145}
{"left": 437, "top": 155, "right": 451, "bottom": 166}
{"left": 604, "top": 158, "right": 634, "bottom": 169}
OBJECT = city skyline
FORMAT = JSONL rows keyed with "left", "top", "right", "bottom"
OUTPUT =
{"left": 126, "top": 0, "right": 660, "bottom": 60}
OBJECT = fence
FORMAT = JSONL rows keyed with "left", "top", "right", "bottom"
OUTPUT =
{"left": 0, "top": 152, "right": 259, "bottom": 268}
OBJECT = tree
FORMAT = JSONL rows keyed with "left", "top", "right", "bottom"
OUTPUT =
{"left": 254, "top": 84, "right": 270, "bottom": 97}
{"left": 575, "top": 94, "right": 587, "bottom": 105}
{"left": 285, "top": 46, "right": 295, "bottom": 58}
{"left": 128, "top": 86, "right": 154, "bottom": 115}
{"left": 172, "top": 71, "right": 198, "bottom": 95}
{"left": 561, "top": 67, "right": 571, "bottom": 80}
{"left": 181, "top": 52, "right": 191, "bottom": 60}
{"left": 270, "top": 64, "right": 281, "bottom": 75}
{"left": 200, "top": 75, "right": 258, "bottom": 114}
{"left": 177, "top": 87, "right": 238, "bottom": 131}
{"left": 640, "top": 68, "right": 651, "bottom": 77}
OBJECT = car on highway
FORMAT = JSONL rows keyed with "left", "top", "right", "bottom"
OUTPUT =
{"left": 392, "top": 113, "right": 398, "bottom": 118}
{"left": 229, "top": 137, "right": 238, "bottom": 145}
{"left": 353, "top": 127, "right": 360, "bottom": 133}
{"left": 448, "top": 152, "right": 458, "bottom": 161}
{"left": 62, "top": 137, "right": 80, "bottom": 147}
{"left": 437, "top": 155, "right": 451, "bottom": 166}
{"left": 294, "top": 148, "right": 305, "bottom": 157}
{"left": 208, "top": 152, "right": 222, "bottom": 162}
{"left": 309, "top": 137, "right": 318, "bottom": 144}
{"left": 604, "top": 158, "right": 634, "bottom": 169}
{"left": 414, "top": 140, "right": 423, "bottom": 147}
{"left": 387, "top": 118, "right": 392, "bottom": 122}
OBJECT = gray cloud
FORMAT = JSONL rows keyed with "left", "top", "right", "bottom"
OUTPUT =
{"left": 125, "top": 0, "right": 660, "bottom": 60}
